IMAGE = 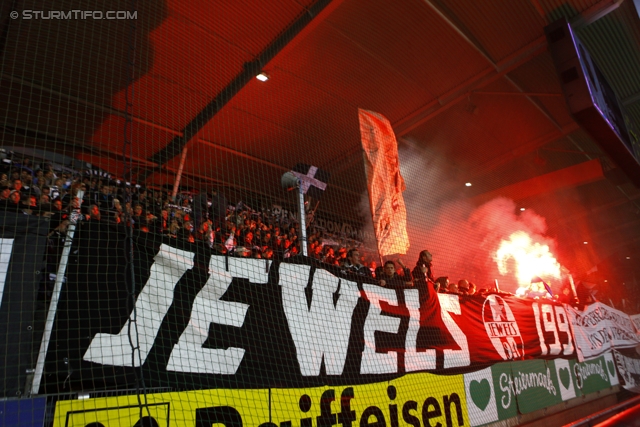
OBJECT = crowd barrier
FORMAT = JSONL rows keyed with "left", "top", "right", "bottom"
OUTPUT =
{"left": 1, "top": 217, "right": 639, "bottom": 426}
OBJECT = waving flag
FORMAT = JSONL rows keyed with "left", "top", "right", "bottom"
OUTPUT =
{"left": 358, "top": 109, "right": 409, "bottom": 255}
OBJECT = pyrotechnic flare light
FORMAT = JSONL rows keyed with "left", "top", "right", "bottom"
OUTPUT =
{"left": 495, "top": 231, "right": 561, "bottom": 287}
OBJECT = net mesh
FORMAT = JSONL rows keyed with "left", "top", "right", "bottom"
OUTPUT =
{"left": 1, "top": 0, "right": 640, "bottom": 426}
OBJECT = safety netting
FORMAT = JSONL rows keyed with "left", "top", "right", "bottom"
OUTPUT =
{"left": 1, "top": 1, "right": 640, "bottom": 426}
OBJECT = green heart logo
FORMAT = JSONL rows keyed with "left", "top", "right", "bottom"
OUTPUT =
{"left": 559, "top": 367, "right": 571, "bottom": 389}
{"left": 607, "top": 360, "right": 615, "bottom": 376}
{"left": 470, "top": 379, "right": 491, "bottom": 411}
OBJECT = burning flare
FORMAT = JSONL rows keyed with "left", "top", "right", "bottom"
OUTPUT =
{"left": 494, "top": 231, "right": 561, "bottom": 287}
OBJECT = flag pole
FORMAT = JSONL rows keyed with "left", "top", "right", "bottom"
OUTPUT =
{"left": 32, "top": 190, "right": 84, "bottom": 395}
{"left": 567, "top": 273, "right": 578, "bottom": 300}
{"left": 297, "top": 179, "right": 308, "bottom": 256}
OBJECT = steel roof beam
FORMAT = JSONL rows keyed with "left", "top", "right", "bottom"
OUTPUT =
{"left": 470, "top": 159, "right": 605, "bottom": 205}
{"left": 139, "top": 0, "right": 344, "bottom": 182}
{"left": 396, "top": 0, "right": 626, "bottom": 136}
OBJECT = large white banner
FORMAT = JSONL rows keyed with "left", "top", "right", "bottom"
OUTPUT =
{"left": 0, "top": 238, "right": 14, "bottom": 310}
{"left": 358, "top": 109, "right": 409, "bottom": 256}
{"left": 567, "top": 302, "right": 640, "bottom": 360}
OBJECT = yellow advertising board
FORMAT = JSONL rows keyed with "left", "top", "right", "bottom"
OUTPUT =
{"left": 54, "top": 373, "right": 468, "bottom": 427}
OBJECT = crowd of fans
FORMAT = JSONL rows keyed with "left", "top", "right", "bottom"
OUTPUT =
{"left": 0, "top": 156, "right": 609, "bottom": 308}
{"left": 1, "top": 157, "right": 381, "bottom": 263}
{"left": 2, "top": 159, "right": 478, "bottom": 291}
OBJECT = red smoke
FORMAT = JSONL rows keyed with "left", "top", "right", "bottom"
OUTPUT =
{"left": 360, "top": 143, "right": 564, "bottom": 293}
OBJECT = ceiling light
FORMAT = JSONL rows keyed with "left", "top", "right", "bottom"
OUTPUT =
{"left": 520, "top": 208, "right": 525, "bottom": 211}
{"left": 583, "top": 241, "right": 588, "bottom": 244}
{"left": 465, "top": 182, "right": 472, "bottom": 187}
{"left": 256, "top": 72, "right": 269, "bottom": 82}
{"left": 604, "top": 280, "right": 608, "bottom": 283}
{"left": 626, "top": 256, "right": 631, "bottom": 259}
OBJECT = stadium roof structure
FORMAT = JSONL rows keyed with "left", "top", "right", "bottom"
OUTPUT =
{"left": 1, "top": 0, "right": 640, "bottom": 287}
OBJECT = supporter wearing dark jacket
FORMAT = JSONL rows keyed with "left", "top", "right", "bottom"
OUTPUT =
{"left": 210, "top": 189, "right": 228, "bottom": 229}
{"left": 412, "top": 250, "right": 434, "bottom": 283}
{"left": 344, "top": 249, "right": 372, "bottom": 277}
{"left": 131, "top": 204, "right": 146, "bottom": 229}
{"left": 412, "top": 250, "right": 438, "bottom": 300}
{"left": 378, "top": 260, "right": 411, "bottom": 289}
{"left": 0, "top": 190, "right": 22, "bottom": 211}
{"left": 94, "top": 185, "right": 113, "bottom": 209}
{"left": 0, "top": 185, "right": 10, "bottom": 202}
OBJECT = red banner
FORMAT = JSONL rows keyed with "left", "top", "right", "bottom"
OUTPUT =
{"left": 367, "top": 286, "right": 577, "bottom": 371}
{"left": 453, "top": 293, "right": 575, "bottom": 364}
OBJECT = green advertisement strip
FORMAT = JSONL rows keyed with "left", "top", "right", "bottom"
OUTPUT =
{"left": 463, "top": 362, "right": 517, "bottom": 426}
{"left": 491, "top": 362, "right": 519, "bottom": 422}
{"left": 511, "top": 360, "right": 563, "bottom": 414}
{"left": 548, "top": 359, "right": 579, "bottom": 401}
{"left": 603, "top": 351, "right": 620, "bottom": 387}
{"left": 571, "top": 353, "right": 617, "bottom": 395}
{"left": 464, "top": 366, "right": 499, "bottom": 426}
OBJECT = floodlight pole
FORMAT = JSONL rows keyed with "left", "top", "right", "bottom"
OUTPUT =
{"left": 297, "top": 180, "right": 308, "bottom": 256}
{"left": 31, "top": 190, "right": 85, "bottom": 395}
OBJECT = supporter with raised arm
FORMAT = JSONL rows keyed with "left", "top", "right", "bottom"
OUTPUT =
{"left": 396, "top": 258, "right": 413, "bottom": 285}
{"left": 322, "top": 245, "right": 336, "bottom": 265}
{"left": 557, "top": 286, "right": 573, "bottom": 305}
{"left": 467, "top": 282, "right": 477, "bottom": 295}
{"left": 434, "top": 276, "right": 449, "bottom": 293}
{"left": 369, "top": 261, "right": 378, "bottom": 278}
